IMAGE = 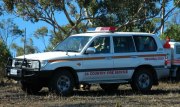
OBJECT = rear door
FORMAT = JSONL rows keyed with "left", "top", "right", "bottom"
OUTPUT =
{"left": 80, "top": 36, "right": 114, "bottom": 82}
{"left": 133, "top": 35, "right": 165, "bottom": 67}
{"left": 112, "top": 36, "right": 137, "bottom": 80}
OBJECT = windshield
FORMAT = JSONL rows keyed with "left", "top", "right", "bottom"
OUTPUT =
{"left": 54, "top": 36, "right": 92, "bottom": 52}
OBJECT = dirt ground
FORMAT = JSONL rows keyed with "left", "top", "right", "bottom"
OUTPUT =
{"left": 0, "top": 82, "right": 179, "bottom": 107}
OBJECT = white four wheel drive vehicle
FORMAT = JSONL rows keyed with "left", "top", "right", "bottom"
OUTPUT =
{"left": 6, "top": 27, "right": 169, "bottom": 96}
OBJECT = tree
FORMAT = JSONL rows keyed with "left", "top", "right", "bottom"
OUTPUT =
{"left": 0, "top": 39, "right": 11, "bottom": 79}
{"left": 160, "top": 24, "right": 180, "bottom": 41}
{"left": 174, "top": 0, "right": 180, "bottom": 7}
{"left": 0, "top": 18, "right": 23, "bottom": 48}
{"left": 78, "top": 0, "right": 161, "bottom": 32}
{"left": 3, "top": 0, "right": 179, "bottom": 52}
{"left": 0, "top": 2, "right": 12, "bottom": 80}
{"left": 0, "top": 40, "right": 11, "bottom": 66}
{"left": 152, "top": 0, "right": 180, "bottom": 34}
{"left": 0, "top": 2, "right": 4, "bottom": 16}
{"left": 3, "top": 0, "right": 165, "bottom": 36}
{"left": 160, "top": 10, "right": 180, "bottom": 41}
{"left": 34, "top": 27, "right": 49, "bottom": 50}
{"left": 11, "top": 38, "right": 39, "bottom": 56}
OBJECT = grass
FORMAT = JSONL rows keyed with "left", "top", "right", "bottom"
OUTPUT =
{"left": 0, "top": 82, "right": 179, "bottom": 107}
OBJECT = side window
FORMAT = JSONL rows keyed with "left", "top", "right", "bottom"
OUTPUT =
{"left": 134, "top": 36, "right": 157, "bottom": 52}
{"left": 89, "top": 37, "right": 110, "bottom": 54}
{"left": 113, "top": 36, "right": 135, "bottom": 53}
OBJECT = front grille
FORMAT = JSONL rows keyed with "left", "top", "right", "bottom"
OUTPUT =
{"left": 7, "top": 58, "right": 40, "bottom": 71}
{"left": 14, "top": 60, "right": 32, "bottom": 68}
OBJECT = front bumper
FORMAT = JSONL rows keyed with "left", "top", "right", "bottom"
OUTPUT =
{"left": 5, "top": 58, "right": 52, "bottom": 81}
{"left": 6, "top": 68, "right": 52, "bottom": 80}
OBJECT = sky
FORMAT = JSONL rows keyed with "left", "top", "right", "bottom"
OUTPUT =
{"left": 0, "top": 14, "right": 53, "bottom": 56}
{"left": 0, "top": 4, "right": 69, "bottom": 56}
{"left": 0, "top": 0, "right": 179, "bottom": 57}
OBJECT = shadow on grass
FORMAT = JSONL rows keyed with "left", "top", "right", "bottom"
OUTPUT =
{"left": 73, "top": 89, "right": 180, "bottom": 96}
{"left": 32, "top": 88, "right": 180, "bottom": 97}
{"left": 1, "top": 83, "right": 179, "bottom": 97}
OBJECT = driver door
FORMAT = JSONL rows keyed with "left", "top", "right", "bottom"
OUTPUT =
{"left": 81, "top": 36, "right": 114, "bottom": 82}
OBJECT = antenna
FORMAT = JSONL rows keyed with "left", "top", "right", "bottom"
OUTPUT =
{"left": 23, "top": 28, "right": 26, "bottom": 59}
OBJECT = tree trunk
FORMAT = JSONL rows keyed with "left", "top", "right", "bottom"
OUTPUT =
{"left": 160, "top": 0, "right": 166, "bottom": 35}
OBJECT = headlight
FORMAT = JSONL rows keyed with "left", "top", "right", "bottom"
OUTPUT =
{"left": 28, "top": 60, "right": 48, "bottom": 69}
{"left": 31, "top": 61, "right": 40, "bottom": 69}
{"left": 40, "top": 60, "right": 48, "bottom": 68}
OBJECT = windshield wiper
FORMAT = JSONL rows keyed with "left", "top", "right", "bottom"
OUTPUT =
{"left": 54, "top": 50, "right": 65, "bottom": 52}
{"left": 66, "top": 50, "right": 79, "bottom": 52}
{"left": 54, "top": 49, "right": 79, "bottom": 52}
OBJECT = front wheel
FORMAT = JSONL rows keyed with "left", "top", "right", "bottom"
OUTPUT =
{"left": 50, "top": 70, "right": 74, "bottom": 96}
{"left": 131, "top": 69, "right": 153, "bottom": 93}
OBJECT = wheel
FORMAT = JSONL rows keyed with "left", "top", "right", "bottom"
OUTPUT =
{"left": 100, "top": 83, "right": 119, "bottom": 91}
{"left": 50, "top": 70, "right": 74, "bottom": 96}
{"left": 21, "top": 81, "right": 42, "bottom": 94}
{"left": 131, "top": 69, "right": 153, "bottom": 93}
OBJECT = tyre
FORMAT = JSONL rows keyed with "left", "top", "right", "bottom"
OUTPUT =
{"left": 21, "top": 81, "right": 42, "bottom": 94}
{"left": 50, "top": 70, "right": 74, "bottom": 96}
{"left": 100, "top": 83, "right": 119, "bottom": 91}
{"left": 131, "top": 69, "right": 153, "bottom": 93}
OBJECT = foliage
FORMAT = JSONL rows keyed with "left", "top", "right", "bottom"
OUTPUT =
{"left": 2, "top": 0, "right": 180, "bottom": 53}
{"left": 160, "top": 9, "right": 180, "bottom": 41}
{"left": 3, "top": 0, "right": 165, "bottom": 36}
{"left": 174, "top": 0, "right": 180, "bottom": 7}
{"left": 0, "top": 3, "right": 4, "bottom": 16}
{"left": 34, "top": 27, "right": 49, "bottom": 50}
{"left": 3, "top": 0, "right": 83, "bottom": 37}
{"left": 0, "top": 18, "right": 24, "bottom": 77}
{"left": 160, "top": 24, "right": 180, "bottom": 41}
{"left": 78, "top": 0, "right": 161, "bottom": 32}
{"left": 0, "top": 40, "right": 11, "bottom": 66}
{"left": 46, "top": 22, "right": 88, "bottom": 51}
{"left": 11, "top": 38, "right": 39, "bottom": 56}
{"left": 0, "top": 39, "right": 11, "bottom": 78}
{"left": 0, "top": 18, "right": 23, "bottom": 47}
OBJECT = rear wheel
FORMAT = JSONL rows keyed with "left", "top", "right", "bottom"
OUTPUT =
{"left": 50, "top": 70, "right": 74, "bottom": 96}
{"left": 21, "top": 81, "right": 42, "bottom": 94}
{"left": 100, "top": 83, "right": 119, "bottom": 91}
{"left": 131, "top": 69, "right": 153, "bottom": 93}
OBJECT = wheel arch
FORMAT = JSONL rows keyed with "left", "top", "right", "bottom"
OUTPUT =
{"left": 53, "top": 66, "right": 80, "bottom": 89}
{"left": 133, "top": 64, "right": 158, "bottom": 85}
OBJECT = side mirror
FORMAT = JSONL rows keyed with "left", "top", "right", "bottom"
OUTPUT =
{"left": 85, "top": 47, "right": 96, "bottom": 54}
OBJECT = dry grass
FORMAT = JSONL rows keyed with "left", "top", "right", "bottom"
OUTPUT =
{"left": 0, "top": 82, "right": 179, "bottom": 107}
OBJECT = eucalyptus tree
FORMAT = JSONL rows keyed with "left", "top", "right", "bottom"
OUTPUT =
{"left": 3, "top": 0, "right": 179, "bottom": 41}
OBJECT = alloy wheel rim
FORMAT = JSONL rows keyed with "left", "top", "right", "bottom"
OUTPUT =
{"left": 57, "top": 75, "right": 71, "bottom": 92}
{"left": 138, "top": 73, "right": 150, "bottom": 89}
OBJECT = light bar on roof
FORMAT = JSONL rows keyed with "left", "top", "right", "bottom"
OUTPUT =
{"left": 87, "top": 27, "right": 116, "bottom": 33}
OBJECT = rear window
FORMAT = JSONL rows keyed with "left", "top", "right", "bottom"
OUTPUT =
{"left": 133, "top": 36, "right": 157, "bottom": 52}
{"left": 176, "top": 45, "right": 180, "bottom": 54}
{"left": 113, "top": 36, "right": 135, "bottom": 53}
